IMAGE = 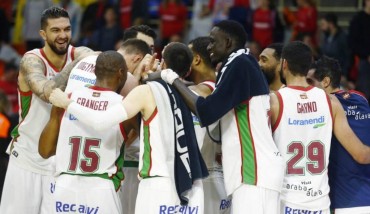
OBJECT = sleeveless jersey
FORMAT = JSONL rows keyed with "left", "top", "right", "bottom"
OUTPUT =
{"left": 10, "top": 46, "right": 75, "bottom": 175}
{"left": 192, "top": 81, "right": 223, "bottom": 177}
{"left": 138, "top": 108, "right": 172, "bottom": 178}
{"left": 329, "top": 90, "right": 370, "bottom": 209}
{"left": 56, "top": 86, "right": 126, "bottom": 189}
{"left": 221, "top": 94, "right": 284, "bottom": 196}
{"left": 64, "top": 54, "right": 97, "bottom": 94}
{"left": 273, "top": 86, "right": 333, "bottom": 210}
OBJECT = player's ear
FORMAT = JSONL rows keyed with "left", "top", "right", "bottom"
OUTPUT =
{"left": 40, "top": 30, "right": 46, "bottom": 41}
{"left": 193, "top": 54, "right": 201, "bottom": 66}
{"left": 322, "top": 76, "right": 331, "bottom": 89}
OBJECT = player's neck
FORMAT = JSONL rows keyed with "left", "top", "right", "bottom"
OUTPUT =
{"left": 192, "top": 66, "right": 216, "bottom": 85}
{"left": 286, "top": 75, "right": 310, "bottom": 88}
{"left": 270, "top": 78, "right": 284, "bottom": 91}
{"left": 42, "top": 46, "right": 67, "bottom": 70}
{"left": 94, "top": 80, "right": 117, "bottom": 91}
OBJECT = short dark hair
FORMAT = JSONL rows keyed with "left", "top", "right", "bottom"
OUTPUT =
{"left": 214, "top": 20, "right": 247, "bottom": 49}
{"left": 266, "top": 43, "right": 283, "bottom": 61}
{"left": 120, "top": 39, "right": 151, "bottom": 56}
{"left": 282, "top": 41, "right": 312, "bottom": 76}
{"left": 189, "top": 37, "right": 213, "bottom": 68}
{"left": 123, "top": 25, "right": 157, "bottom": 41}
{"left": 312, "top": 56, "right": 342, "bottom": 88}
{"left": 163, "top": 42, "right": 193, "bottom": 77}
{"left": 323, "top": 13, "right": 338, "bottom": 27}
{"left": 95, "top": 51, "right": 127, "bottom": 79}
{"left": 41, "top": 7, "right": 70, "bottom": 30}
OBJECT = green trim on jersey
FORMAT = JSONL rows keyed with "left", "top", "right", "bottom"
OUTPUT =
{"left": 62, "top": 144, "right": 126, "bottom": 191}
{"left": 139, "top": 124, "right": 151, "bottom": 178}
{"left": 236, "top": 103, "right": 257, "bottom": 185}
{"left": 11, "top": 93, "right": 32, "bottom": 139}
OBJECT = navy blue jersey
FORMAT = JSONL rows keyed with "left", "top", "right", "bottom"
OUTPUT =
{"left": 329, "top": 90, "right": 370, "bottom": 209}
{"left": 195, "top": 48, "right": 269, "bottom": 126}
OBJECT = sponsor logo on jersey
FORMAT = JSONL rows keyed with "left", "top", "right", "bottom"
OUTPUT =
{"left": 284, "top": 206, "right": 323, "bottom": 214}
{"left": 69, "top": 114, "right": 78, "bottom": 121}
{"left": 219, "top": 198, "right": 232, "bottom": 210}
{"left": 92, "top": 92, "right": 100, "bottom": 97}
{"left": 56, "top": 201, "right": 99, "bottom": 213}
{"left": 300, "top": 93, "right": 308, "bottom": 99}
{"left": 12, "top": 150, "right": 18, "bottom": 157}
{"left": 345, "top": 106, "right": 370, "bottom": 120}
{"left": 69, "top": 74, "right": 96, "bottom": 85}
{"left": 159, "top": 205, "right": 199, "bottom": 214}
{"left": 288, "top": 116, "right": 325, "bottom": 128}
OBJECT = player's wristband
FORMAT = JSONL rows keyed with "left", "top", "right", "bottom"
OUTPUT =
{"left": 67, "top": 102, "right": 128, "bottom": 131}
{"left": 161, "top": 69, "right": 179, "bottom": 85}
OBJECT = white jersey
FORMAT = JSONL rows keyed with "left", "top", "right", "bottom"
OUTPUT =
{"left": 10, "top": 47, "right": 75, "bottom": 175}
{"left": 56, "top": 86, "right": 126, "bottom": 189}
{"left": 138, "top": 108, "right": 171, "bottom": 178}
{"left": 192, "top": 81, "right": 223, "bottom": 177}
{"left": 273, "top": 86, "right": 333, "bottom": 210}
{"left": 64, "top": 54, "right": 97, "bottom": 93}
{"left": 220, "top": 94, "right": 284, "bottom": 195}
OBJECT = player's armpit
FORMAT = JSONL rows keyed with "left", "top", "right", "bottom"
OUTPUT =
{"left": 39, "top": 106, "right": 64, "bottom": 159}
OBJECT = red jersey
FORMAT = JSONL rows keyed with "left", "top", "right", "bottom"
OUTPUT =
{"left": 119, "top": 0, "right": 132, "bottom": 29}
{"left": 295, "top": 6, "right": 317, "bottom": 34}
{"left": 252, "top": 8, "right": 274, "bottom": 48}
{"left": 159, "top": 2, "right": 187, "bottom": 39}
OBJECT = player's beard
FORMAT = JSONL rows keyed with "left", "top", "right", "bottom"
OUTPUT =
{"left": 279, "top": 63, "right": 287, "bottom": 85}
{"left": 47, "top": 39, "right": 70, "bottom": 55}
{"left": 261, "top": 67, "right": 275, "bottom": 85}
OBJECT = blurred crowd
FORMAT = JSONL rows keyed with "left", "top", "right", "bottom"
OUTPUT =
{"left": 0, "top": 0, "right": 370, "bottom": 138}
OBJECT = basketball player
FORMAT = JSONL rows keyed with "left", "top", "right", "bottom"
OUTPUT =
{"left": 306, "top": 56, "right": 370, "bottom": 213}
{"left": 39, "top": 51, "right": 137, "bottom": 213}
{"left": 187, "top": 36, "right": 231, "bottom": 214}
{"left": 161, "top": 20, "right": 285, "bottom": 214}
{"left": 0, "top": 7, "right": 92, "bottom": 214}
{"left": 49, "top": 42, "right": 208, "bottom": 214}
{"left": 270, "top": 41, "right": 370, "bottom": 213}
{"left": 258, "top": 43, "right": 285, "bottom": 91}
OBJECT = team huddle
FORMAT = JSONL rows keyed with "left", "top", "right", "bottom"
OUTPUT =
{"left": 1, "top": 6, "right": 370, "bottom": 214}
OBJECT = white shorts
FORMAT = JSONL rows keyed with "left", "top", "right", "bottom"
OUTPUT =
{"left": 333, "top": 206, "right": 370, "bottom": 214}
{"left": 54, "top": 174, "right": 122, "bottom": 214}
{"left": 0, "top": 157, "right": 55, "bottom": 214}
{"left": 281, "top": 201, "right": 330, "bottom": 214}
{"left": 203, "top": 175, "right": 231, "bottom": 214}
{"left": 135, "top": 177, "right": 204, "bottom": 214}
{"left": 119, "top": 165, "right": 139, "bottom": 214}
{"left": 231, "top": 184, "right": 280, "bottom": 214}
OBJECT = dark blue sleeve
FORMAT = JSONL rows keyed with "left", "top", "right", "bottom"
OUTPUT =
{"left": 195, "top": 55, "right": 269, "bottom": 126}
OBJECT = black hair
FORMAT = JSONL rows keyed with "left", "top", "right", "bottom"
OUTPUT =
{"left": 95, "top": 51, "right": 127, "bottom": 79}
{"left": 312, "top": 56, "right": 342, "bottom": 88}
{"left": 266, "top": 43, "right": 283, "bottom": 61}
{"left": 41, "top": 7, "right": 70, "bottom": 30}
{"left": 163, "top": 42, "right": 193, "bottom": 77}
{"left": 214, "top": 20, "right": 247, "bottom": 49}
{"left": 323, "top": 13, "right": 338, "bottom": 27}
{"left": 282, "top": 41, "right": 312, "bottom": 76}
{"left": 123, "top": 25, "right": 157, "bottom": 41}
{"left": 120, "top": 38, "right": 151, "bottom": 56}
{"left": 188, "top": 37, "right": 213, "bottom": 68}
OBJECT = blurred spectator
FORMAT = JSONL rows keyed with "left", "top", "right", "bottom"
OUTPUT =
{"left": 296, "top": 32, "right": 320, "bottom": 60}
{"left": 187, "top": 0, "right": 213, "bottom": 42}
{"left": 348, "top": 0, "right": 370, "bottom": 100}
{"left": 0, "top": 90, "right": 11, "bottom": 200}
{"left": 228, "top": 0, "right": 253, "bottom": 37}
{"left": 131, "top": 0, "right": 149, "bottom": 25}
{"left": 91, "top": 6, "right": 123, "bottom": 51}
{"left": 81, "top": 0, "right": 112, "bottom": 33}
{"left": 23, "top": 0, "right": 53, "bottom": 50}
{"left": 0, "top": 41, "right": 22, "bottom": 67}
{"left": 0, "top": 8, "right": 11, "bottom": 43}
{"left": 0, "top": 63, "right": 19, "bottom": 114}
{"left": 59, "top": 0, "right": 82, "bottom": 44}
{"left": 211, "top": 0, "right": 233, "bottom": 24}
{"left": 319, "top": 13, "right": 349, "bottom": 76}
{"left": 119, "top": 0, "right": 133, "bottom": 29}
{"left": 158, "top": 0, "right": 188, "bottom": 47}
{"left": 252, "top": 0, "right": 284, "bottom": 49}
{"left": 291, "top": 0, "right": 317, "bottom": 45}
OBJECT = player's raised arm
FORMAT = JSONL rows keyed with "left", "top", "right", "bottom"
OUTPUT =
{"left": 49, "top": 85, "right": 154, "bottom": 131}
{"left": 331, "top": 95, "right": 370, "bottom": 164}
{"left": 39, "top": 106, "right": 64, "bottom": 158}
